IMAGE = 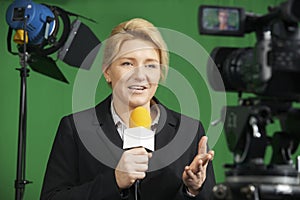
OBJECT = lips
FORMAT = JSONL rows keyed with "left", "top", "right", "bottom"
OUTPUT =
{"left": 128, "top": 85, "right": 149, "bottom": 90}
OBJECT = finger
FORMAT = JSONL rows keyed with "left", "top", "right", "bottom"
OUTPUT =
{"left": 185, "top": 167, "right": 197, "bottom": 180}
{"left": 188, "top": 155, "right": 200, "bottom": 174}
{"left": 198, "top": 159, "right": 204, "bottom": 171}
{"left": 135, "top": 163, "right": 149, "bottom": 172}
{"left": 132, "top": 171, "right": 146, "bottom": 180}
{"left": 193, "top": 159, "right": 203, "bottom": 174}
{"left": 208, "top": 150, "right": 215, "bottom": 160}
{"left": 184, "top": 166, "right": 193, "bottom": 177}
{"left": 184, "top": 166, "right": 189, "bottom": 174}
{"left": 122, "top": 161, "right": 149, "bottom": 174}
{"left": 199, "top": 162, "right": 207, "bottom": 175}
{"left": 198, "top": 136, "right": 207, "bottom": 155}
{"left": 134, "top": 154, "right": 150, "bottom": 164}
{"left": 201, "top": 154, "right": 212, "bottom": 166}
{"left": 130, "top": 147, "right": 148, "bottom": 155}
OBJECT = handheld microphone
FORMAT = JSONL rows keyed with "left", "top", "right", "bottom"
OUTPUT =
{"left": 123, "top": 106, "right": 154, "bottom": 200}
{"left": 123, "top": 106, "right": 155, "bottom": 152}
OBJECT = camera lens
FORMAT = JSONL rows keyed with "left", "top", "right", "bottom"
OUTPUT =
{"left": 207, "top": 47, "right": 262, "bottom": 93}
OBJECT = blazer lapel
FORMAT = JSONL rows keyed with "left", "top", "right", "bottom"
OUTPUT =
{"left": 95, "top": 95, "right": 123, "bottom": 149}
{"left": 143, "top": 103, "right": 179, "bottom": 183}
{"left": 154, "top": 102, "right": 178, "bottom": 150}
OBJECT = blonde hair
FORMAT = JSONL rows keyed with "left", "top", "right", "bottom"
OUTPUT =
{"left": 102, "top": 18, "right": 169, "bottom": 80}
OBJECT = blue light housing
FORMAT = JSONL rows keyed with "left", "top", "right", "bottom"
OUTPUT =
{"left": 6, "top": 0, "right": 56, "bottom": 45}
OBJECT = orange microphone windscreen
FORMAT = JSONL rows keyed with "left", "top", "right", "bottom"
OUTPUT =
{"left": 129, "top": 107, "right": 151, "bottom": 129}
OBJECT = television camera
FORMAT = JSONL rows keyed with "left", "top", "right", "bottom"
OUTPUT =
{"left": 199, "top": 0, "right": 300, "bottom": 199}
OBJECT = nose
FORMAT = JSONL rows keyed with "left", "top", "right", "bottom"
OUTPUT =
{"left": 132, "top": 65, "right": 147, "bottom": 81}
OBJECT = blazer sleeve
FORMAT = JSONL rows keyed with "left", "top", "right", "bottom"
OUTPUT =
{"left": 40, "top": 116, "right": 122, "bottom": 200}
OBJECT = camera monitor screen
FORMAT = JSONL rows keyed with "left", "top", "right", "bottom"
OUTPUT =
{"left": 199, "top": 5, "right": 245, "bottom": 36}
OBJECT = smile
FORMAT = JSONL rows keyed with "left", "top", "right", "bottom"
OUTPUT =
{"left": 128, "top": 85, "right": 148, "bottom": 90}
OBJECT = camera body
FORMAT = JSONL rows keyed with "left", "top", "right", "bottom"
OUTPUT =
{"left": 199, "top": 0, "right": 300, "bottom": 101}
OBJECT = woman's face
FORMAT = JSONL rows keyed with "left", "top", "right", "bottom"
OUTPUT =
{"left": 104, "top": 39, "right": 161, "bottom": 109}
{"left": 218, "top": 11, "right": 228, "bottom": 25}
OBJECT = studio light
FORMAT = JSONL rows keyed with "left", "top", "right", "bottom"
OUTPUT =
{"left": 5, "top": 1, "right": 101, "bottom": 199}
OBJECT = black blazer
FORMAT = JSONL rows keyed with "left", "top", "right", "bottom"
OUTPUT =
{"left": 40, "top": 95, "right": 216, "bottom": 200}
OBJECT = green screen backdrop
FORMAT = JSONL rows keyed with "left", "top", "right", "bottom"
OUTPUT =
{"left": 1, "top": 0, "right": 297, "bottom": 199}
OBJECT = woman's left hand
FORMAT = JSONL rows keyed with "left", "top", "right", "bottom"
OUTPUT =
{"left": 182, "top": 136, "right": 214, "bottom": 196}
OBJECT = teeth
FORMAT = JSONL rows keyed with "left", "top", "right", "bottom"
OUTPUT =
{"left": 129, "top": 85, "right": 146, "bottom": 90}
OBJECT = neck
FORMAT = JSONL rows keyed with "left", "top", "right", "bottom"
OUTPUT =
{"left": 219, "top": 23, "right": 228, "bottom": 30}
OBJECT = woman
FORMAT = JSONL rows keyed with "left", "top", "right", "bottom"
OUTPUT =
{"left": 41, "top": 18, "right": 215, "bottom": 200}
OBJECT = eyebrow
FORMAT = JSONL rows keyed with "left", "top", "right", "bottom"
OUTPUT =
{"left": 118, "top": 57, "right": 159, "bottom": 63}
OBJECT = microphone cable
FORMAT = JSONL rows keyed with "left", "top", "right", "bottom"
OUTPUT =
{"left": 135, "top": 180, "right": 140, "bottom": 200}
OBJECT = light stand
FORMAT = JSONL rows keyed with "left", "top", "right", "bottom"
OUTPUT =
{"left": 6, "top": 2, "right": 101, "bottom": 199}
{"left": 14, "top": 17, "right": 32, "bottom": 200}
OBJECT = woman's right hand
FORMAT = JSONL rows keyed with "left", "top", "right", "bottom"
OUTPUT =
{"left": 115, "top": 147, "right": 152, "bottom": 189}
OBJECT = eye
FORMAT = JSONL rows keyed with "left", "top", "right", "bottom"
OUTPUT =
{"left": 121, "top": 61, "right": 133, "bottom": 66}
{"left": 145, "top": 64, "right": 159, "bottom": 69}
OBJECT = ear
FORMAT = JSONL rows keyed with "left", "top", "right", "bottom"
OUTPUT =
{"left": 103, "top": 66, "right": 111, "bottom": 83}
